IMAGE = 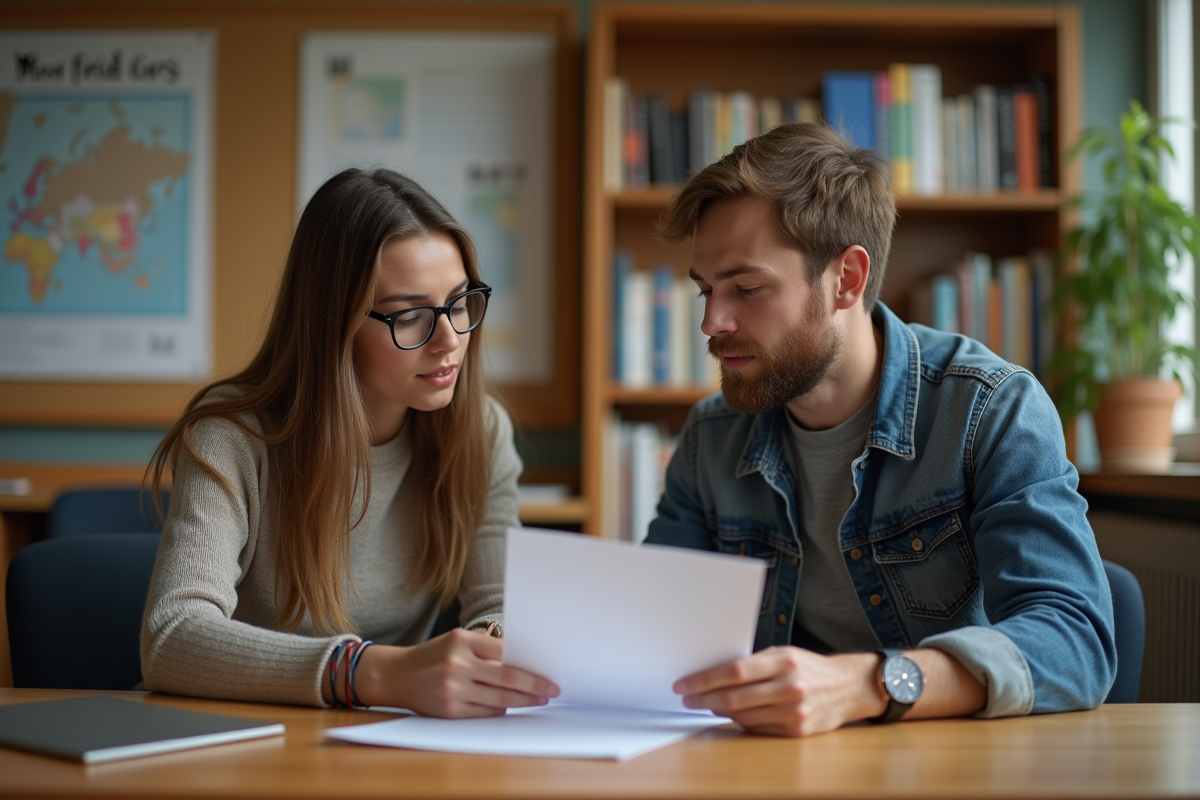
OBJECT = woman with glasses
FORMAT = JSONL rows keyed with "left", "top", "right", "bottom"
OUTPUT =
{"left": 142, "top": 168, "right": 559, "bottom": 715}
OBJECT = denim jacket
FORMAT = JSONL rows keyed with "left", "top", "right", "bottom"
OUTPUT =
{"left": 646, "top": 302, "right": 1116, "bottom": 716}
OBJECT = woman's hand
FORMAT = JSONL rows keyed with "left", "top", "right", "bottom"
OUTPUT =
{"left": 348, "top": 628, "right": 560, "bottom": 717}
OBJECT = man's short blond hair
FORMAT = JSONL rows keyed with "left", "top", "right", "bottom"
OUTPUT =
{"left": 658, "top": 122, "right": 896, "bottom": 311}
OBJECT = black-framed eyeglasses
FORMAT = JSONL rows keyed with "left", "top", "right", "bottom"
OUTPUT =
{"left": 366, "top": 284, "right": 492, "bottom": 350}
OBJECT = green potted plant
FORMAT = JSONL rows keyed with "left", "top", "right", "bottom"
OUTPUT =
{"left": 1053, "top": 99, "right": 1198, "bottom": 472}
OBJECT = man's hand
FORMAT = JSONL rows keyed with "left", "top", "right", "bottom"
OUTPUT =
{"left": 674, "top": 647, "right": 884, "bottom": 737}
{"left": 675, "top": 646, "right": 987, "bottom": 737}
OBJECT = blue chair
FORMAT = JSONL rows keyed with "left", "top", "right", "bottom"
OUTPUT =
{"left": 47, "top": 486, "right": 170, "bottom": 538}
{"left": 6, "top": 533, "right": 161, "bottom": 689}
{"left": 1103, "top": 559, "right": 1145, "bottom": 704}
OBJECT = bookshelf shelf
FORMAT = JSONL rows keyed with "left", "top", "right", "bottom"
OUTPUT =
{"left": 613, "top": 188, "right": 1065, "bottom": 213}
{"left": 582, "top": 3, "right": 1083, "bottom": 537}
{"left": 610, "top": 386, "right": 715, "bottom": 406}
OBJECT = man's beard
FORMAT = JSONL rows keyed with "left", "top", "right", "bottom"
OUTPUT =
{"left": 709, "top": 294, "right": 841, "bottom": 414}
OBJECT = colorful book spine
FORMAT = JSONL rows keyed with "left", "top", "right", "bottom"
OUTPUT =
{"left": 822, "top": 70, "right": 875, "bottom": 149}
{"left": 956, "top": 94, "right": 978, "bottom": 191}
{"left": 652, "top": 265, "right": 673, "bottom": 384}
{"left": 874, "top": 71, "right": 892, "bottom": 161}
{"left": 889, "top": 63, "right": 913, "bottom": 195}
{"left": 995, "top": 86, "right": 1018, "bottom": 191}
{"left": 910, "top": 64, "right": 943, "bottom": 196}
{"left": 931, "top": 274, "right": 959, "bottom": 332}
{"left": 622, "top": 269, "right": 653, "bottom": 388}
{"left": 612, "top": 250, "right": 633, "bottom": 379}
{"left": 668, "top": 275, "right": 693, "bottom": 387}
{"left": 1032, "top": 75, "right": 1054, "bottom": 188}
{"left": 603, "top": 77, "right": 628, "bottom": 192}
{"left": 974, "top": 84, "right": 998, "bottom": 191}
{"left": 1013, "top": 86, "right": 1038, "bottom": 191}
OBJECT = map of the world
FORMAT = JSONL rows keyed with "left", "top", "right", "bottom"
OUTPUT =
{"left": 0, "top": 92, "right": 191, "bottom": 314}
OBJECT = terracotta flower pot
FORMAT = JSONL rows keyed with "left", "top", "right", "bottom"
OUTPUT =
{"left": 1092, "top": 378, "right": 1183, "bottom": 472}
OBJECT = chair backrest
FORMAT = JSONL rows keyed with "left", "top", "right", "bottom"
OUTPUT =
{"left": 6, "top": 533, "right": 161, "bottom": 689}
{"left": 1103, "top": 559, "right": 1146, "bottom": 704}
{"left": 47, "top": 486, "right": 170, "bottom": 538}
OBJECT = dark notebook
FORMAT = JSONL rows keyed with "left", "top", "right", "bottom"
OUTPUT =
{"left": 0, "top": 695, "right": 285, "bottom": 764}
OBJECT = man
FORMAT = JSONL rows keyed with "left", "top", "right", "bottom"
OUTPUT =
{"left": 647, "top": 122, "right": 1115, "bottom": 737}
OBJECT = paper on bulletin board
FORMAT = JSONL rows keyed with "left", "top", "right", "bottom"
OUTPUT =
{"left": 0, "top": 32, "right": 214, "bottom": 380}
{"left": 297, "top": 33, "right": 555, "bottom": 385}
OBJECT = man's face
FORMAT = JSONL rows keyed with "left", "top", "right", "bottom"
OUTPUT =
{"left": 690, "top": 195, "right": 841, "bottom": 414}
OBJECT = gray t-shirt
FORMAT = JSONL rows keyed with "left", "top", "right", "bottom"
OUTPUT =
{"left": 786, "top": 393, "right": 881, "bottom": 653}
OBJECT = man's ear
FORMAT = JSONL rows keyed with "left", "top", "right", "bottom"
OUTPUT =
{"left": 831, "top": 245, "right": 871, "bottom": 310}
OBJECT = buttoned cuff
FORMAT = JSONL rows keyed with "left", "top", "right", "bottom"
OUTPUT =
{"left": 919, "top": 625, "right": 1034, "bottom": 718}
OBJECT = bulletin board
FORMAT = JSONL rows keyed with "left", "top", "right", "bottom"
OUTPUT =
{"left": 0, "top": 1, "right": 580, "bottom": 429}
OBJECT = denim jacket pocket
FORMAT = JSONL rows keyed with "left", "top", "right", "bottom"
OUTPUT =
{"left": 714, "top": 531, "right": 780, "bottom": 615}
{"left": 871, "top": 511, "right": 980, "bottom": 620}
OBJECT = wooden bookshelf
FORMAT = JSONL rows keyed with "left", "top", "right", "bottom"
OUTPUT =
{"left": 581, "top": 3, "right": 1082, "bottom": 536}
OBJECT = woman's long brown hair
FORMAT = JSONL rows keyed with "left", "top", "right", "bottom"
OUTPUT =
{"left": 149, "top": 169, "right": 492, "bottom": 634}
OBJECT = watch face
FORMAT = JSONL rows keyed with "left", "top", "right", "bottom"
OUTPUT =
{"left": 882, "top": 656, "right": 923, "bottom": 704}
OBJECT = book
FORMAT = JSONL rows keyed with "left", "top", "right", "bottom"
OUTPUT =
{"left": 822, "top": 70, "right": 875, "bottom": 149}
{"left": 669, "top": 277, "right": 693, "bottom": 387}
{"left": 729, "top": 90, "right": 757, "bottom": 149}
{"left": 942, "top": 97, "right": 959, "bottom": 192}
{"left": 759, "top": 95, "right": 782, "bottom": 134}
{"left": 652, "top": 265, "right": 673, "bottom": 384}
{"left": 1013, "top": 85, "right": 1038, "bottom": 191}
{"left": 973, "top": 84, "right": 998, "bottom": 191}
{"left": 1031, "top": 74, "right": 1055, "bottom": 188}
{"left": 956, "top": 94, "right": 977, "bottom": 191}
{"left": 646, "top": 93, "right": 673, "bottom": 186}
{"left": 998, "top": 256, "right": 1033, "bottom": 368}
{"left": 0, "top": 695, "right": 283, "bottom": 764}
{"left": 612, "top": 250, "right": 634, "bottom": 379}
{"left": 668, "top": 109, "right": 690, "bottom": 183}
{"left": 625, "top": 93, "right": 650, "bottom": 188}
{"left": 995, "top": 86, "right": 1018, "bottom": 190}
{"left": 621, "top": 268, "right": 653, "bottom": 387}
{"left": 910, "top": 64, "right": 943, "bottom": 196}
{"left": 603, "top": 77, "right": 628, "bottom": 192}
{"left": 889, "top": 63, "right": 913, "bottom": 194}
{"left": 874, "top": 71, "right": 892, "bottom": 161}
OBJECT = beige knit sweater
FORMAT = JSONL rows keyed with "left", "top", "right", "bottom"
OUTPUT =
{"left": 140, "top": 392, "right": 521, "bottom": 707}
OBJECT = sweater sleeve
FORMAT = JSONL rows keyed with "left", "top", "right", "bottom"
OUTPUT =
{"left": 140, "top": 414, "right": 356, "bottom": 707}
{"left": 457, "top": 397, "right": 523, "bottom": 632}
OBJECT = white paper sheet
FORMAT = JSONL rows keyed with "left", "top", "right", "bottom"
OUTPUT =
{"left": 325, "top": 703, "right": 729, "bottom": 761}
{"left": 325, "top": 528, "right": 766, "bottom": 760}
{"left": 503, "top": 527, "right": 768, "bottom": 712}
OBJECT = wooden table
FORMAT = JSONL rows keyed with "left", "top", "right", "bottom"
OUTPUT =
{"left": 2, "top": 689, "right": 1198, "bottom": 799}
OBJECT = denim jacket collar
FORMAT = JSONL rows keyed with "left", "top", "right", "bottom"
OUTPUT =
{"left": 736, "top": 302, "right": 920, "bottom": 481}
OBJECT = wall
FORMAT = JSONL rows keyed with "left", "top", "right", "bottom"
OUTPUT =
{"left": 0, "top": 0, "right": 1147, "bottom": 477}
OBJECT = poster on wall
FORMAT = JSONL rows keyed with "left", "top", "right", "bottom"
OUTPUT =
{"left": 298, "top": 33, "right": 555, "bottom": 384}
{"left": 0, "top": 31, "right": 213, "bottom": 380}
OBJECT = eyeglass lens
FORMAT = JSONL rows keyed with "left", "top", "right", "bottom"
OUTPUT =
{"left": 390, "top": 291, "right": 487, "bottom": 348}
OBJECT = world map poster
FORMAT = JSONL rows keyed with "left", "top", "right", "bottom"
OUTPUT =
{"left": 0, "top": 32, "right": 212, "bottom": 380}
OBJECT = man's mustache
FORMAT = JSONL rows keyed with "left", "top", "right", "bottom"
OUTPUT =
{"left": 708, "top": 337, "right": 766, "bottom": 359}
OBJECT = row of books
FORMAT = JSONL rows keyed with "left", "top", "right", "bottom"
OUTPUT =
{"left": 906, "top": 250, "right": 1056, "bottom": 377}
{"left": 823, "top": 66, "right": 1053, "bottom": 195}
{"left": 603, "top": 66, "right": 1053, "bottom": 196}
{"left": 603, "top": 77, "right": 819, "bottom": 191}
{"left": 601, "top": 415, "right": 678, "bottom": 542}
{"left": 613, "top": 251, "right": 721, "bottom": 389}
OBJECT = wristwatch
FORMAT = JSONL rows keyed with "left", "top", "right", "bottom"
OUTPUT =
{"left": 871, "top": 648, "right": 923, "bottom": 723}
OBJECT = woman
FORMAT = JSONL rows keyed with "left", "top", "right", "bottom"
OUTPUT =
{"left": 142, "top": 168, "right": 558, "bottom": 715}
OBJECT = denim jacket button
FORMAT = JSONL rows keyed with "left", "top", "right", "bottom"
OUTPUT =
{"left": 850, "top": 548, "right": 863, "bottom": 560}
{"left": 869, "top": 594, "right": 882, "bottom": 606}
{"left": 912, "top": 538, "right": 924, "bottom": 552}
{"left": 778, "top": 613, "right": 788, "bottom": 625}
{"left": 790, "top": 556, "right": 799, "bottom": 566}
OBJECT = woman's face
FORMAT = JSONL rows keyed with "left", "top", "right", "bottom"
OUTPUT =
{"left": 353, "top": 232, "right": 472, "bottom": 444}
